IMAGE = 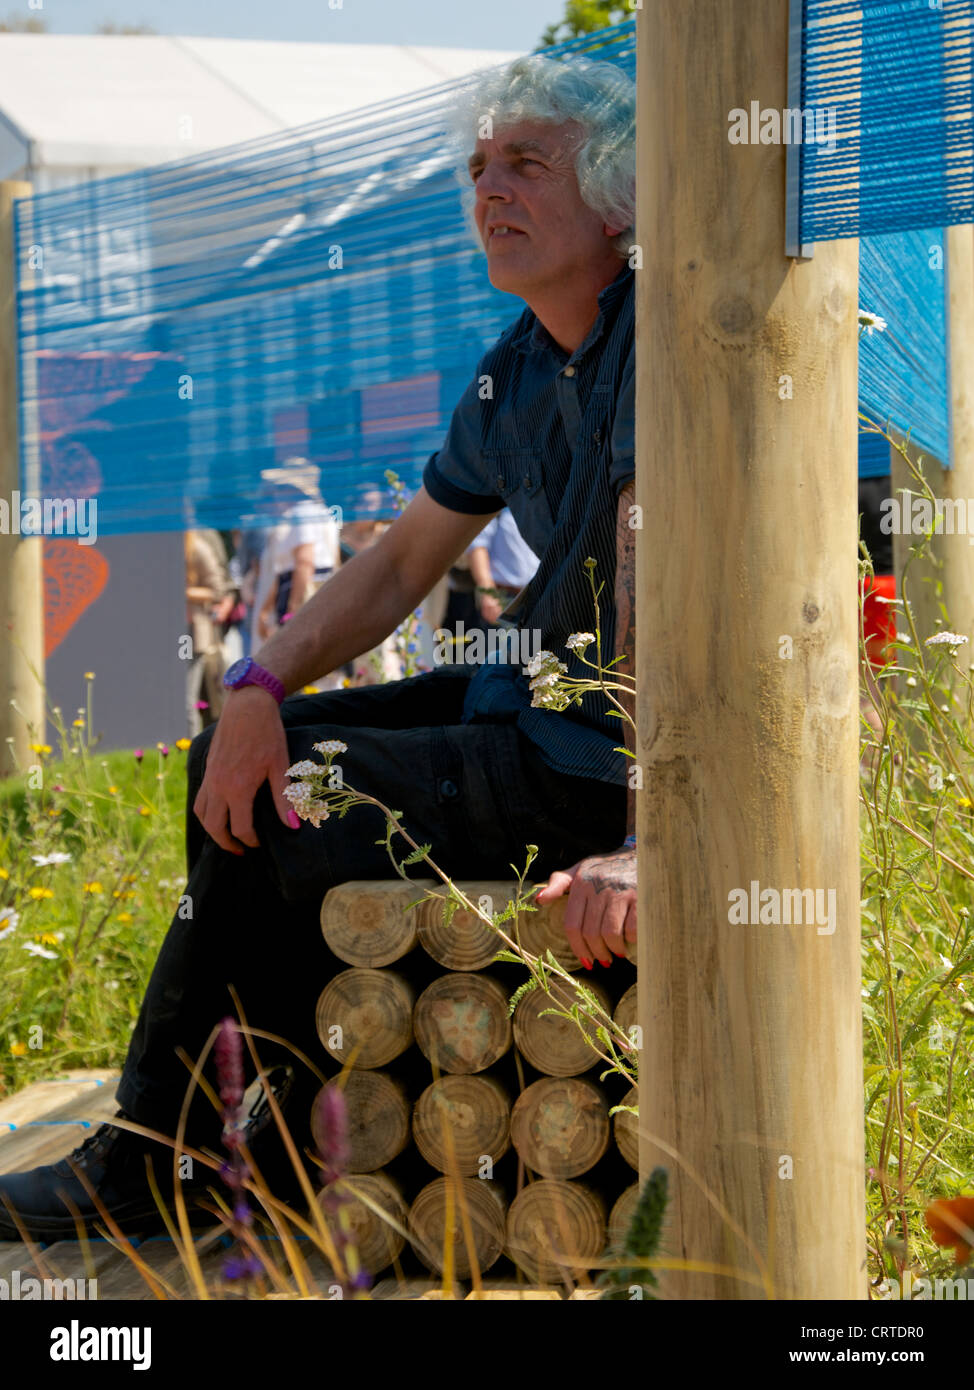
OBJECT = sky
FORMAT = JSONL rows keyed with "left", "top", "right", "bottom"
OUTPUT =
{"left": 17, "top": 0, "right": 564, "bottom": 50}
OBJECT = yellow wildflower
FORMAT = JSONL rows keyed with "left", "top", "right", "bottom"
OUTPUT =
{"left": 83, "top": 881, "right": 103, "bottom": 895}
{"left": 175, "top": 738, "right": 192, "bottom": 752}
{"left": 30, "top": 743, "right": 52, "bottom": 755}
{"left": 72, "top": 719, "right": 84, "bottom": 728}
{"left": 48, "top": 809, "right": 61, "bottom": 818}
{"left": 10, "top": 1041, "right": 26, "bottom": 1057}
{"left": 28, "top": 886, "right": 53, "bottom": 900}
{"left": 116, "top": 912, "right": 134, "bottom": 924}
{"left": 138, "top": 807, "right": 151, "bottom": 817}
{"left": 0, "top": 868, "right": 8, "bottom": 880}
{"left": 84, "top": 672, "right": 95, "bottom": 680}
{"left": 108, "top": 785, "right": 118, "bottom": 795}
{"left": 39, "top": 932, "right": 59, "bottom": 946}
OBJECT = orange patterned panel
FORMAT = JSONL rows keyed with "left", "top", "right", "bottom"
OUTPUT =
{"left": 43, "top": 540, "right": 110, "bottom": 657}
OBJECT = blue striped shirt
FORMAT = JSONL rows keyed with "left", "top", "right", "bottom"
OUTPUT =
{"left": 423, "top": 264, "right": 634, "bottom": 785}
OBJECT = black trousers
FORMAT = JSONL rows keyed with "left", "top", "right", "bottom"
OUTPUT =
{"left": 115, "top": 668, "right": 626, "bottom": 1138}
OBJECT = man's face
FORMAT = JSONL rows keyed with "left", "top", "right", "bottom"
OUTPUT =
{"left": 468, "top": 118, "right": 617, "bottom": 298}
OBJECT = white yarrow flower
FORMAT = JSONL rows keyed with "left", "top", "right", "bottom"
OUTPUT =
{"left": 925, "top": 631, "right": 968, "bottom": 647}
{"left": 31, "top": 852, "right": 72, "bottom": 867}
{"left": 566, "top": 632, "right": 596, "bottom": 651}
{"left": 312, "top": 740, "right": 348, "bottom": 756}
{"left": 286, "top": 760, "right": 321, "bottom": 778}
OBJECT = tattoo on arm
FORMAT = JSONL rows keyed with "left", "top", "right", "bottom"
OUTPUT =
{"left": 616, "top": 481, "right": 637, "bottom": 838}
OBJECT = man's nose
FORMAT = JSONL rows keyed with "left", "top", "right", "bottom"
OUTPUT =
{"left": 474, "top": 160, "right": 513, "bottom": 203}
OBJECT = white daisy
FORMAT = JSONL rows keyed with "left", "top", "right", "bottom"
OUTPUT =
{"left": 31, "top": 852, "right": 72, "bottom": 867}
{"left": 23, "top": 941, "right": 58, "bottom": 960}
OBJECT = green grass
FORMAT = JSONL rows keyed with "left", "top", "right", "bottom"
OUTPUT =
{"left": 0, "top": 732, "right": 187, "bottom": 1097}
{"left": 1, "top": 602, "right": 973, "bottom": 1289}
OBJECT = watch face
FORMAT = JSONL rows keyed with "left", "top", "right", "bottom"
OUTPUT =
{"left": 223, "top": 657, "right": 252, "bottom": 689}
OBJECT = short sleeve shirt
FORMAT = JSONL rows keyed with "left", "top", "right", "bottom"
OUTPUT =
{"left": 423, "top": 264, "right": 635, "bottom": 785}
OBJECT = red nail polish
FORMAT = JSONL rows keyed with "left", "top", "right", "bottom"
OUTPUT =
{"left": 581, "top": 958, "right": 593, "bottom": 970}
{"left": 287, "top": 809, "right": 300, "bottom": 829}
{"left": 599, "top": 958, "right": 612, "bottom": 968}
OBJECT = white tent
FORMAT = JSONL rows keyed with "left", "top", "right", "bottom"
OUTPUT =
{"left": 0, "top": 34, "right": 520, "bottom": 190}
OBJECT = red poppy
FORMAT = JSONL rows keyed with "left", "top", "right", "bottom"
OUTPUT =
{"left": 925, "top": 1196, "right": 974, "bottom": 1265}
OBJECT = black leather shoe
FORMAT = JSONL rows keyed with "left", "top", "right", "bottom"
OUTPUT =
{"left": 0, "top": 1111, "right": 217, "bottom": 1242}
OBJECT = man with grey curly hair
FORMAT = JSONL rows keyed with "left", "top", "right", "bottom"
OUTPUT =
{"left": 0, "top": 51, "right": 639, "bottom": 1241}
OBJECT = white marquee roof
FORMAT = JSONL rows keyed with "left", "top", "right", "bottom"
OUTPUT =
{"left": 0, "top": 34, "right": 520, "bottom": 175}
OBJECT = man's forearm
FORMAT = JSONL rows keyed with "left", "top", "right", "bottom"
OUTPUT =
{"left": 615, "top": 480, "right": 637, "bottom": 838}
{"left": 253, "top": 541, "right": 417, "bottom": 693}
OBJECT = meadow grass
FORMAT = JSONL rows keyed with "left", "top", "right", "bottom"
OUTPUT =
{"left": 1, "top": 607, "right": 973, "bottom": 1291}
{"left": 0, "top": 722, "right": 187, "bottom": 1097}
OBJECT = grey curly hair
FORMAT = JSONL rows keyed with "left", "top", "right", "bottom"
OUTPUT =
{"left": 448, "top": 53, "right": 636, "bottom": 260}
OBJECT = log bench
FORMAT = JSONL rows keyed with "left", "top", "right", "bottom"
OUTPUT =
{"left": 314, "top": 879, "right": 640, "bottom": 1292}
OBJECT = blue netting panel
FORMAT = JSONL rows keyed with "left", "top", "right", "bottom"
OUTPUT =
{"left": 13, "top": 24, "right": 635, "bottom": 535}
{"left": 801, "top": 0, "right": 973, "bottom": 241}
{"left": 12, "top": 12, "right": 963, "bottom": 529}
{"left": 859, "top": 229, "right": 949, "bottom": 462}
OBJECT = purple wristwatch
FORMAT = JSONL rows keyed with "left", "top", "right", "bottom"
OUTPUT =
{"left": 222, "top": 656, "right": 286, "bottom": 705}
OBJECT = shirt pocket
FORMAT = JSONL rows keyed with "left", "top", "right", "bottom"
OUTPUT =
{"left": 481, "top": 447, "right": 555, "bottom": 558}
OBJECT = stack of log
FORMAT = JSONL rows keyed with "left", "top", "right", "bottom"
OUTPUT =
{"left": 311, "top": 880, "right": 639, "bottom": 1289}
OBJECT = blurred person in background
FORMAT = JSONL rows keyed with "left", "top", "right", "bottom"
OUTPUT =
{"left": 185, "top": 529, "right": 232, "bottom": 733}
{"left": 256, "top": 464, "right": 343, "bottom": 690}
{"left": 342, "top": 483, "right": 403, "bottom": 685}
{"left": 467, "top": 507, "right": 540, "bottom": 626}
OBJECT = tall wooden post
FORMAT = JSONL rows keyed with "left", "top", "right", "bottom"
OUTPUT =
{"left": 0, "top": 181, "right": 44, "bottom": 776}
{"left": 635, "top": 2, "right": 865, "bottom": 1298}
{"left": 941, "top": 225, "right": 974, "bottom": 645}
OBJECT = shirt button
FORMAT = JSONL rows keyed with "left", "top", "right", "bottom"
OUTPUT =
{"left": 495, "top": 475, "right": 505, "bottom": 491}
{"left": 439, "top": 778, "right": 459, "bottom": 799}
{"left": 563, "top": 365, "right": 576, "bottom": 377}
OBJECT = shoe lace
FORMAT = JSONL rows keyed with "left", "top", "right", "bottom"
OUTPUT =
{"left": 48, "top": 1120, "right": 123, "bottom": 1179}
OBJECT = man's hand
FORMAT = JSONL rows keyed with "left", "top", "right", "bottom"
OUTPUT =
{"left": 192, "top": 689, "right": 294, "bottom": 854}
{"left": 534, "top": 846, "right": 636, "bottom": 967}
{"left": 477, "top": 591, "right": 504, "bottom": 624}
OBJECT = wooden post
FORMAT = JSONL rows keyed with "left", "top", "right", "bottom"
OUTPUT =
{"left": 314, "top": 968, "right": 415, "bottom": 1069}
{"left": 512, "top": 979, "right": 611, "bottom": 1076}
{"left": 505, "top": 1180, "right": 606, "bottom": 1284}
{"left": 636, "top": 1, "right": 865, "bottom": 1297}
{"left": 320, "top": 880, "right": 428, "bottom": 967}
{"left": 413, "top": 973, "right": 512, "bottom": 1074}
{"left": 408, "top": 1177, "right": 507, "bottom": 1278}
{"left": 412, "top": 1074, "right": 511, "bottom": 1175}
{"left": 509, "top": 1077, "right": 609, "bottom": 1179}
{"left": 0, "top": 181, "right": 44, "bottom": 776}
{"left": 313, "top": 1072, "right": 411, "bottom": 1172}
{"left": 941, "top": 225, "right": 974, "bottom": 646}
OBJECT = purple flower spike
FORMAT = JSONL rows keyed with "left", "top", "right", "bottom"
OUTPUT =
{"left": 214, "top": 1017, "right": 244, "bottom": 1122}
{"left": 223, "top": 1253, "right": 262, "bottom": 1283}
{"left": 314, "top": 1084, "right": 349, "bottom": 1185}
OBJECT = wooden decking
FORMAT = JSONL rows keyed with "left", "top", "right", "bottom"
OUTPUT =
{"left": 0, "top": 1072, "right": 596, "bottom": 1299}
